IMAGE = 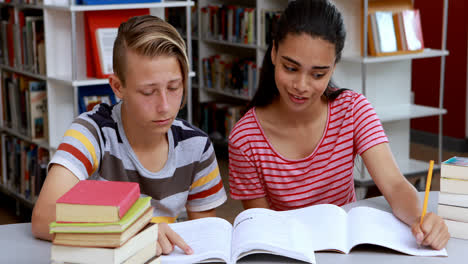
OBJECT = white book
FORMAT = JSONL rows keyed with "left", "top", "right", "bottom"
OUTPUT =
{"left": 374, "top": 11, "right": 398, "bottom": 53}
{"left": 51, "top": 223, "right": 157, "bottom": 264}
{"left": 161, "top": 205, "right": 447, "bottom": 264}
{"left": 95, "top": 28, "right": 118, "bottom": 75}
{"left": 440, "top": 178, "right": 468, "bottom": 195}
{"left": 438, "top": 204, "right": 468, "bottom": 223}
{"left": 444, "top": 219, "right": 468, "bottom": 240}
{"left": 439, "top": 192, "right": 468, "bottom": 207}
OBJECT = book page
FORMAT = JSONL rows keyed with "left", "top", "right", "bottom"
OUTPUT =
{"left": 347, "top": 206, "right": 447, "bottom": 256}
{"left": 231, "top": 208, "right": 315, "bottom": 264}
{"left": 160, "top": 217, "right": 232, "bottom": 264}
{"left": 95, "top": 28, "right": 118, "bottom": 75}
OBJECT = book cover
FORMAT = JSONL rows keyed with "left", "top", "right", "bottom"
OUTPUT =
{"left": 50, "top": 197, "right": 151, "bottom": 233}
{"left": 78, "top": 84, "right": 117, "bottom": 114}
{"left": 441, "top": 156, "right": 468, "bottom": 181}
{"left": 401, "top": 9, "right": 424, "bottom": 51}
{"left": 56, "top": 180, "right": 140, "bottom": 223}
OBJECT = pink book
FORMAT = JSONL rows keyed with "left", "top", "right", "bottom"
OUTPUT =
{"left": 56, "top": 180, "right": 140, "bottom": 223}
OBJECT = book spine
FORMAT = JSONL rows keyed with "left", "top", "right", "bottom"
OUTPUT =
{"left": 118, "top": 184, "right": 140, "bottom": 218}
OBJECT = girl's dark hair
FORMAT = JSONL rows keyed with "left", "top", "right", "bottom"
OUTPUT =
{"left": 249, "top": 0, "right": 347, "bottom": 109}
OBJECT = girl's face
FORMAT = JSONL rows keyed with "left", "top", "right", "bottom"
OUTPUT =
{"left": 271, "top": 33, "right": 336, "bottom": 112}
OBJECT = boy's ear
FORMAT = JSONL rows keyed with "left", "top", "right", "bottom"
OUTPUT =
{"left": 109, "top": 74, "right": 124, "bottom": 100}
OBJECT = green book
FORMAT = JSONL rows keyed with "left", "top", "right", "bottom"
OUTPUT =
{"left": 49, "top": 197, "right": 152, "bottom": 234}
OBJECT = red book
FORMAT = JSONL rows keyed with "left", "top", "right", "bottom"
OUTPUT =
{"left": 401, "top": 9, "right": 424, "bottom": 51}
{"left": 84, "top": 9, "right": 150, "bottom": 79}
{"left": 56, "top": 180, "right": 140, "bottom": 223}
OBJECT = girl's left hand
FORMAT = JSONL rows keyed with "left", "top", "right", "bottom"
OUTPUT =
{"left": 411, "top": 212, "right": 450, "bottom": 250}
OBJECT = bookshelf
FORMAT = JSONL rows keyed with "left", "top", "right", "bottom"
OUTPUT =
{"left": 0, "top": 0, "right": 195, "bottom": 212}
{"left": 330, "top": 0, "right": 449, "bottom": 198}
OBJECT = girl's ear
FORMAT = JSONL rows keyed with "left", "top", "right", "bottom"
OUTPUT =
{"left": 109, "top": 74, "right": 124, "bottom": 100}
{"left": 271, "top": 42, "right": 277, "bottom": 66}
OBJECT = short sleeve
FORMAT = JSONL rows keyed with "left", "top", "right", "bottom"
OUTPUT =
{"left": 353, "top": 94, "right": 389, "bottom": 155}
{"left": 186, "top": 137, "right": 227, "bottom": 212}
{"left": 228, "top": 136, "right": 266, "bottom": 200}
{"left": 49, "top": 115, "right": 102, "bottom": 181}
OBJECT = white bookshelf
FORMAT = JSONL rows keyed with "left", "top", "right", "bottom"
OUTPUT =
{"left": 0, "top": 0, "right": 195, "bottom": 209}
{"left": 330, "top": 0, "right": 449, "bottom": 197}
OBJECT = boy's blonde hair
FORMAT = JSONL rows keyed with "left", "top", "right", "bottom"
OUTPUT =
{"left": 113, "top": 15, "right": 189, "bottom": 107}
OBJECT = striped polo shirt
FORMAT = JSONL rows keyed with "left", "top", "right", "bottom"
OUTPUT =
{"left": 229, "top": 90, "right": 388, "bottom": 210}
{"left": 50, "top": 102, "right": 227, "bottom": 223}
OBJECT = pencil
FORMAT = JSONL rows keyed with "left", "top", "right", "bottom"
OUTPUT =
{"left": 420, "top": 160, "right": 434, "bottom": 225}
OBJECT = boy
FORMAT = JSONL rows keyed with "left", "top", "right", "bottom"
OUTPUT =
{"left": 31, "top": 15, "right": 227, "bottom": 256}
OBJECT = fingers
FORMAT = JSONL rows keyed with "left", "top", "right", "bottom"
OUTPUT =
{"left": 156, "top": 242, "right": 162, "bottom": 256}
{"left": 166, "top": 226, "right": 193, "bottom": 255}
{"left": 411, "top": 220, "right": 424, "bottom": 245}
{"left": 419, "top": 212, "right": 450, "bottom": 250}
{"left": 157, "top": 222, "right": 193, "bottom": 255}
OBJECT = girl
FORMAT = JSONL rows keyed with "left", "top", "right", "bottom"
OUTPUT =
{"left": 229, "top": 0, "right": 449, "bottom": 250}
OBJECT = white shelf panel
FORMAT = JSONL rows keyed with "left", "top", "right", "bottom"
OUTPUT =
{"left": 44, "top": 0, "right": 194, "bottom": 12}
{"left": 342, "top": 49, "right": 449, "bottom": 64}
{"left": 202, "top": 38, "right": 258, "bottom": 49}
{"left": 0, "top": 125, "right": 53, "bottom": 151}
{"left": 0, "top": 65, "right": 47, "bottom": 81}
{"left": 376, "top": 104, "right": 447, "bottom": 123}
{"left": 203, "top": 87, "right": 250, "bottom": 101}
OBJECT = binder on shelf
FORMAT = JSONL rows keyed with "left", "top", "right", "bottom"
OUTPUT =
{"left": 78, "top": 84, "right": 117, "bottom": 114}
{"left": 84, "top": 9, "right": 150, "bottom": 79}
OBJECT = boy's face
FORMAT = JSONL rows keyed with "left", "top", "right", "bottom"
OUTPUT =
{"left": 112, "top": 49, "right": 184, "bottom": 135}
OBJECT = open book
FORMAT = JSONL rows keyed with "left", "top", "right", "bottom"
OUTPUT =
{"left": 161, "top": 205, "right": 447, "bottom": 264}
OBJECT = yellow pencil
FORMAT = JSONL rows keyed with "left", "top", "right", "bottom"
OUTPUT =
{"left": 420, "top": 160, "right": 434, "bottom": 225}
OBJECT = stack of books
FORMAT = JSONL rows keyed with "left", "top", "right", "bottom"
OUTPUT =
{"left": 49, "top": 180, "right": 160, "bottom": 264}
{"left": 438, "top": 157, "right": 468, "bottom": 240}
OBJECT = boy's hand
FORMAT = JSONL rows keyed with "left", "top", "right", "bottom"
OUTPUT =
{"left": 411, "top": 212, "right": 450, "bottom": 250}
{"left": 156, "top": 223, "right": 193, "bottom": 256}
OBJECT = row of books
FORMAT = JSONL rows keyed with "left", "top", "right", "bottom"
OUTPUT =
{"left": 0, "top": 7, "right": 46, "bottom": 75}
{"left": 200, "top": 103, "right": 245, "bottom": 144}
{"left": 50, "top": 180, "right": 160, "bottom": 264}
{"left": 202, "top": 54, "right": 258, "bottom": 99}
{"left": 200, "top": 5, "right": 255, "bottom": 45}
{"left": 438, "top": 157, "right": 468, "bottom": 240}
{"left": 165, "top": 5, "right": 198, "bottom": 38}
{"left": 2, "top": 71, "right": 48, "bottom": 140}
{"left": 260, "top": 9, "right": 281, "bottom": 47}
{"left": 368, "top": 9, "right": 424, "bottom": 56}
{"left": 0, "top": 134, "right": 49, "bottom": 202}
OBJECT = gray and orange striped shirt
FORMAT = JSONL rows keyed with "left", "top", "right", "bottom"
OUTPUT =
{"left": 50, "top": 102, "right": 227, "bottom": 223}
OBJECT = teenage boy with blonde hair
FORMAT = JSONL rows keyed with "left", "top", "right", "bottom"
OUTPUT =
{"left": 31, "top": 15, "right": 227, "bottom": 256}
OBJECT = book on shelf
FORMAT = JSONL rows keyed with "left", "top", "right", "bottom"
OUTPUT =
{"left": 84, "top": 9, "right": 150, "bottom": 79}
{"left": 28, "top": 80, "right": 47, "bottom": 140}
{"left": 368, "top": 11, "right": 398, "bottom": 56}
{"left": 161, "top": 204, "right": 447, "bottom": 264}
{"left": 78, "top": 85, "right": 117, "bottom": 114}
{"left": 50, "top": 197, "right": 152, "bottom": 234}
{"left": 400, "top": 9, "right": 424, "bottom": 51}
{"left": 51, "top": 223, "right": 159, "bottom": 264}
{"left": 55, "top": 180, "right": 140, "bottom": 223}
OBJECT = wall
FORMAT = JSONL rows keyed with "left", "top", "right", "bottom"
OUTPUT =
{"left": 411, "top": 0, "right": 468, "bottom": 140}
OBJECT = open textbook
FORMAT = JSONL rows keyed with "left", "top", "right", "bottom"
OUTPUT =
{"left": 161, "top": 204, "right": 447, "bottom": 264}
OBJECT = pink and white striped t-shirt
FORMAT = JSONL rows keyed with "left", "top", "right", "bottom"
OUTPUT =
{"left": 228, "top": 90, "right": 388, "bottom": 210}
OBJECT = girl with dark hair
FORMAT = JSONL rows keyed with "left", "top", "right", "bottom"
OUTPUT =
{"left": 229, "top": 0, "right": 448, "bottom": 250}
